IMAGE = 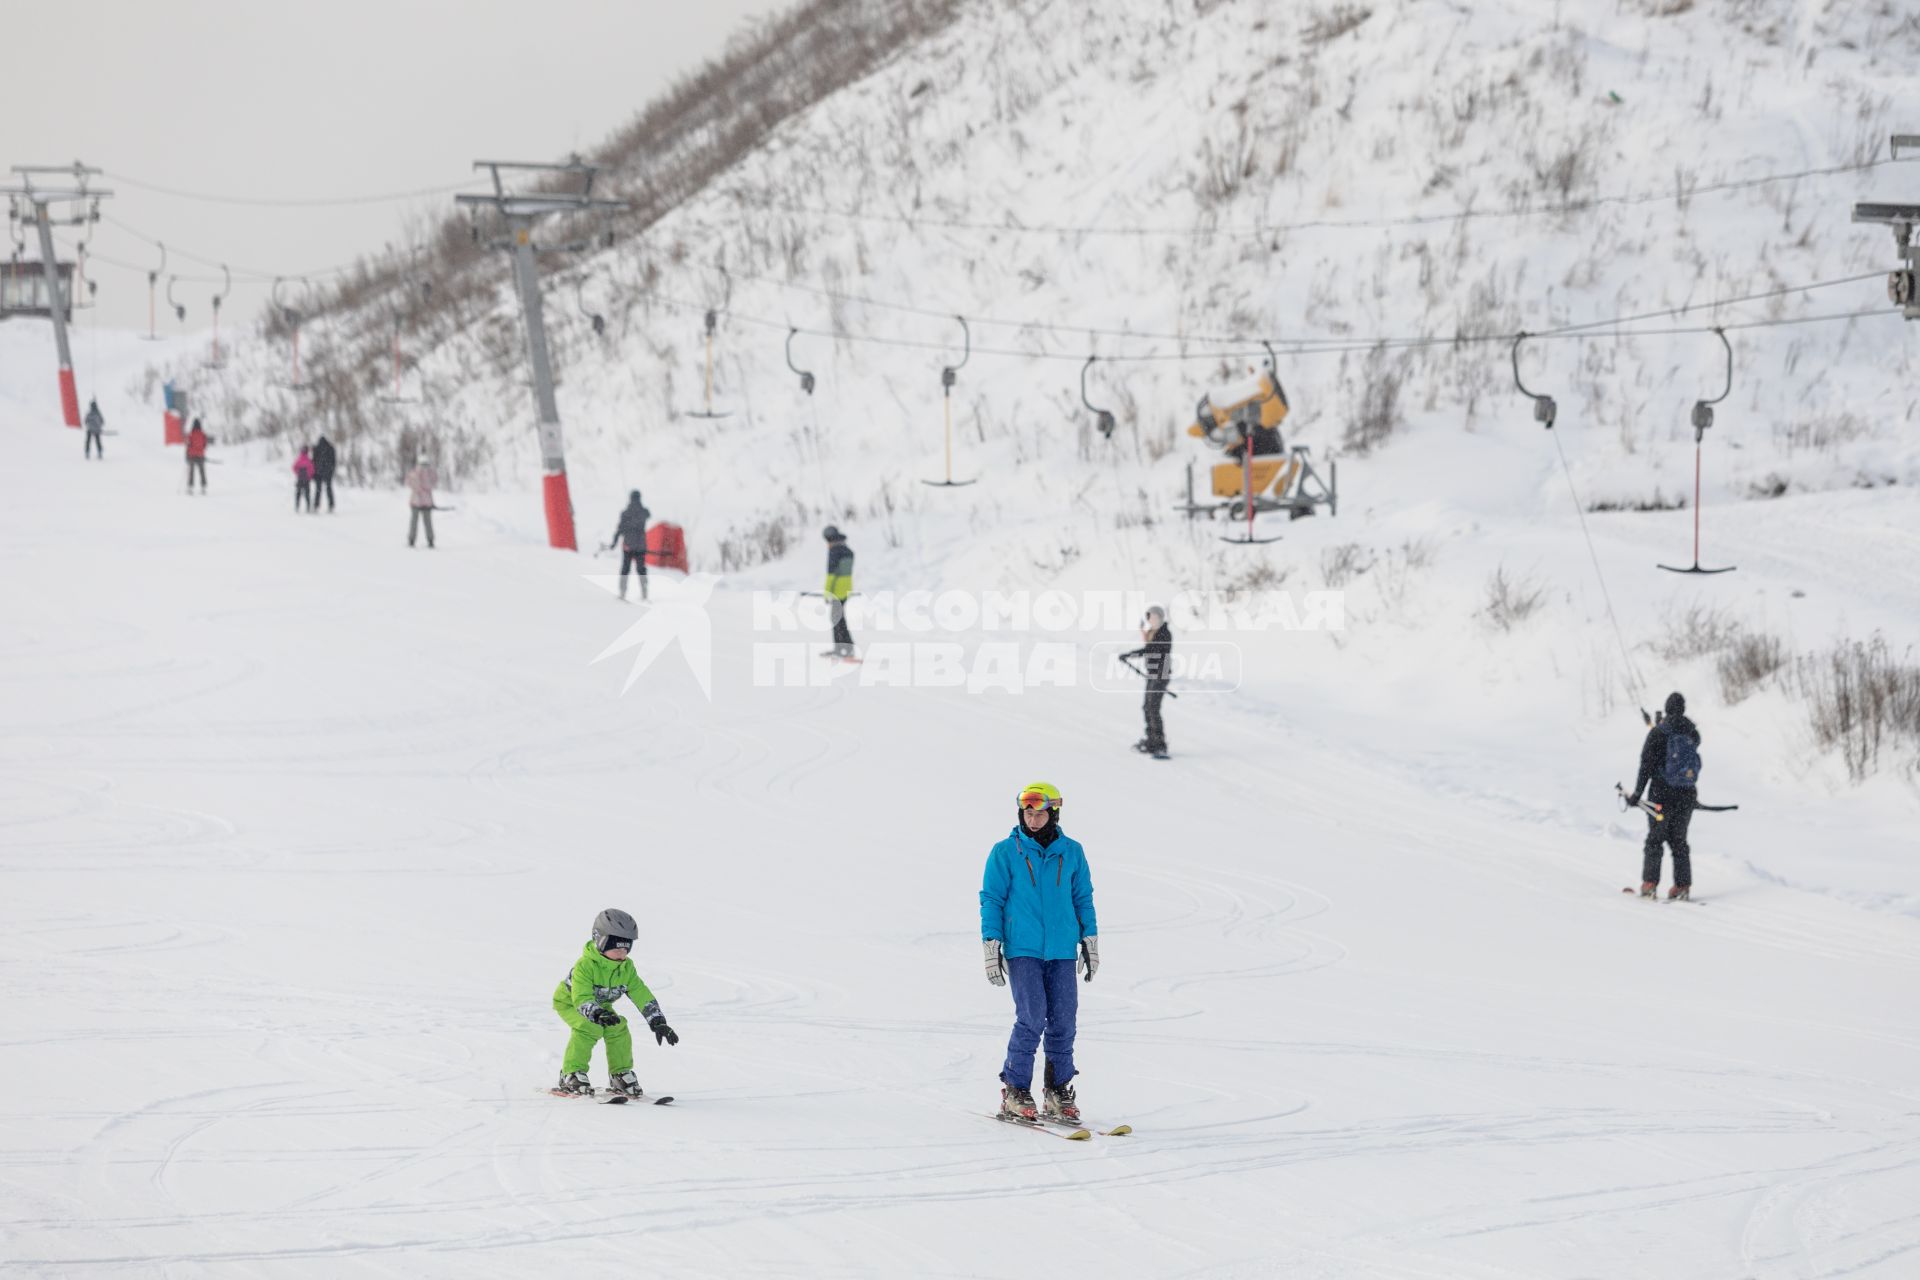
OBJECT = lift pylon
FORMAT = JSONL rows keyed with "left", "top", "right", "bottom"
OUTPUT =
{"left": 3, "top": 163, "right": 113, "bottom": 427}
{"left": 456, "top": 155, "right": 629, "bottom": 551}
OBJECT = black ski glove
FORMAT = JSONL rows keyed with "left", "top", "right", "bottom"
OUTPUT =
{"left": 648, "top": 1015, "right": 679, "bottom": 1046}
{"left": 586, "top": 1006, "right": 622, "bottom": 1028}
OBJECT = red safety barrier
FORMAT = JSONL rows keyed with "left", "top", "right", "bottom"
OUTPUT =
{"left": 646, "top": 522, "right": 690, "bottom": 573}
{"left": 164, "top": 411, "right": 184, "bottom": 446}
{"left": 541, "top": 472, "right": 577, "bottom": 551}
{"left": 58, "top": 368, "right": 80, "bottom": 428}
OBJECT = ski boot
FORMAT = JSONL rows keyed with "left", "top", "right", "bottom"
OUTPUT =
{"left": 552, "top": 1070, "right": 594, "bottom": 1097}
{"left": 1667, "top": 885, "right": 1691, "bottom": 901}
{"left": 607, "top": 1069, "right": 645, "bottom": 1100}
{"left": 1000, "top": 1085, "right": 1038, "bottom": 1122}
{"left": 1041, "top": 1066, "right": 1081, "bottom": 1124}
{"left": 1638, "top": 882, "right": 1658, "bottom": 899}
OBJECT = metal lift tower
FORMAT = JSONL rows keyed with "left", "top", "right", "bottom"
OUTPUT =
{"left": 456, "top": 157, "right": 627, "bottom": 551}
{"left": 3, "top": 163, "right": 111, "bottom": 427}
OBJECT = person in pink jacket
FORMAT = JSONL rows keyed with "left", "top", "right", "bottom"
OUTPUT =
{"left": 293, "top": 446, "right": 315, "bottom": 512}
{"left": 405, "top": 452, "right": 438, "bottom": 549}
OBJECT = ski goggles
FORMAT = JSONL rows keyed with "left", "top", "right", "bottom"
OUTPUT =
{"left": 599, "top": 936, "right": 634, "bottom": 953}
{"left": 1018, "top": 790, "right": 1061, "bottom": 812}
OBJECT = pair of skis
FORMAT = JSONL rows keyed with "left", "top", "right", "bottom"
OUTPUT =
{"left": 547, "top": 1088, "right": 675, "bottom": 1106}
{"left": 991, "top": 1112, "right": 1132, "bottom": 1141}
{"left": 1620, "top": 886, "right": 1704, "bottom": 904}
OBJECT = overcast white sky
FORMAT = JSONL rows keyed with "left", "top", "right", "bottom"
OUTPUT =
{"left": 1, "top": 0, "right": 792, "bottom": 332}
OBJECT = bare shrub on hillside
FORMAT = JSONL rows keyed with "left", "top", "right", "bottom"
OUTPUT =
{"left": 716, "top": 497, "right": 810, "bottom": 573}
{"left": 1654, "top": 604, "right": 1742, "bottom": 661}
{"left": 1480, "top": 567, "right": 1547, "bottom": 630}
{"left": 1795, "top": 636, "right": 1920, "bottom": 781}
{"left": 1320, "top": 543, "right": 1374, "bottom": 587}
{"left": 1342, "top": 344, "right": 1405, "bottom": 455}
{"left": 1530, "top": 137, "right": 1597, "bottom": 205}
{"left": 1717, "top": 631, "right": 1787, "bottom": 704}
{"left": 1197, "top": 117, "right": 1257, "bottom": 208}
{"left": 1374, "top": 538, "right": 1436, "bottom": 610}
{"left": 1302, "top": 5, "right": 1371, "bottom": 44}
{"left": 1587, "top": 490, "right": 1686, "bottom": 513}
{"left": 1774, "top": 411, "right": 1868, "bottom": 458}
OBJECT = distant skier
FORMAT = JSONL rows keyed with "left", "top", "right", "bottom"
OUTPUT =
{"left": 293, "top": 445, "right": 314, "bottom": 512}
{"left": 610, "top": 490, "right": 651, "bottom": 601}
{"left": 83, "top": 398, "right": 105, "bottom": 459}
{"left": 821, "top": 525, "right": 855, "bottom": 658}
{"left": 1627, "top": 691, "right": 1703, "bottom": 900}
{"left": 981, "top": 781, "right": 1099, "bottom": 1125}
{"left": 311, "top": 434, "right": 337, "bottom": 512}
{"left": 1122, "top": 605, "right": 1173, "bottom": 758}
{"left": 405, "top": 452, "right": 437, "bottom": 549}
{"left": 185, "top": 418, "right": 212, "bottom": 493}
{"left": 550, "top": 907, "right": 679, "bottom": 1099}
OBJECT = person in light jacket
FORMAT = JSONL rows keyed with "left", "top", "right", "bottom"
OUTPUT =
{"left": 405, "top": 452, "right": 437, "bottom": 549}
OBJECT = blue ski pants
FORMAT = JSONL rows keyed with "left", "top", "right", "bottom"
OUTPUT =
{"left": 1000, "top": 957, "right": 1077, "bottom": 1091}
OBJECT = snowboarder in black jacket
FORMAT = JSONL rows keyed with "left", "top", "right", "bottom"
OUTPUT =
{"left": 1123, "top": 605, "right": 1173, "bottom": 757}
{"left": 1628, "top": 691, "right": 1702, "bottom": 899}
{"left": 611, "top": 491, "right": 650, "bottom": 600}
{"left": 311, "top": 435, "right": 337, "bottom": 512}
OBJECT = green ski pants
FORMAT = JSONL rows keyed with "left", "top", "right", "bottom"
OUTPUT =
{"left": 553, "top": 985, "right": 634, "bottom": 1075}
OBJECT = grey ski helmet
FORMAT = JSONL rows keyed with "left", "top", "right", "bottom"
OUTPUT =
{"left": 592, "top": 907, "right": 638, "bottom": 953}
{"left": 822, "top": 525, "right": 844, "bottom": 542}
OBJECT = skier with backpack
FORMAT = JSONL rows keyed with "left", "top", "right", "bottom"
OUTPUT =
{"left": 980, "top": 781, "right": 1099, "bottom": 1126}
{"left": 549, "top": 908, "right": 679, "bottom": 1100}
{"left": 1626, "top": 691, "right": 1703, "bottom": 900}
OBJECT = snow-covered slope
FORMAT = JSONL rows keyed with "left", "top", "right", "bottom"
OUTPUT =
{"left": 5, "top": 310, "right": 1920, "bottom": 1277}
{"left": 5, "top": 0, "right": 1920, "bottom": 1272}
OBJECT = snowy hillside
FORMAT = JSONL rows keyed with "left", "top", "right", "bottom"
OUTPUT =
{"left": 4, "top": 0, "right": 1920, "bottom": 1274}
{"left": 124, "top": 0, "right": 1920, "bottom": 844}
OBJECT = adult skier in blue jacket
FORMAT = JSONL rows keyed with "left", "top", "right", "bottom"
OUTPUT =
{"left": 980, "top": 780, "right": 1099, "bottom": 1123}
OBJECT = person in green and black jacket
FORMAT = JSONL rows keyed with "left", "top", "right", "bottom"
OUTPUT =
{"left": 822, "top": 525, "right": 855, "bottom": 657}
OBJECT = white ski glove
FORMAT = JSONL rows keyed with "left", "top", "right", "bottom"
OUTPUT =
{"left": 1077, "top": 936, "right": 1100, "bottom": 982}
{"left": 983, "top": 939, "right": 1006, "bottom": 986}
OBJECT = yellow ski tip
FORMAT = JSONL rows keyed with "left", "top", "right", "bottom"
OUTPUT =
{"left": 1102, "top": 1124, "right": 1132, "bottom": 1136}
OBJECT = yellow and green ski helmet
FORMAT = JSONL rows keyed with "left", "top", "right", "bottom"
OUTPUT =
{"left": 1016, "top": 780, "right": 1062, "bottom": 813}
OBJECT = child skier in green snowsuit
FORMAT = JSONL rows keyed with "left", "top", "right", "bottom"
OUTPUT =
{"left": 551, "top": 907, "right": 679, "bottom": 1098}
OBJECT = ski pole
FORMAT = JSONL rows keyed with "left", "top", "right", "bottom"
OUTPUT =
{"left": 1615, "top": 782, "right": 1662, "bottom": 820}
{"left": 1120, "top": 655, "right": 1179, "bottom": 697}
